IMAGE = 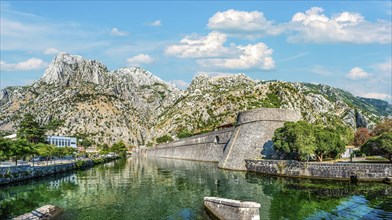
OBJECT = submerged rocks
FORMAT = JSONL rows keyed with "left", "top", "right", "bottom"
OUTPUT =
{"left": 13, "top": 205, "right": 63, "bottom": 220}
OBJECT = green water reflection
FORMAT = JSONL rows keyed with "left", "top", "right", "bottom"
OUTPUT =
{"left": 0, "top": 157, "right": 391, "bottom": 219}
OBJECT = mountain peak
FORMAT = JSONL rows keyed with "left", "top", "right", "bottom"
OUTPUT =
{"left": 41, "top": 52, "right": 108, "bottom": 85}
{"left": 113, "top": 66, "right": 176, "bottom": 90}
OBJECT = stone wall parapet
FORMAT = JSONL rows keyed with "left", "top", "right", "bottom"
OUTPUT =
{"left": 236, "top": 108, "right": 301, "bottom": 126}
{"left": 245, "top": 159, "right": 392, "bottom": 181}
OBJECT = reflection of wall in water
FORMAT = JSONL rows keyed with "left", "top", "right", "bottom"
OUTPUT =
{"left": 49, "top": 174, "right": 78, "bottom": 189}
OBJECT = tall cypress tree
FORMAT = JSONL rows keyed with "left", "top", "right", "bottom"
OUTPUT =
{"left": 17, "top": 114, "right": 46, "bottom": 144}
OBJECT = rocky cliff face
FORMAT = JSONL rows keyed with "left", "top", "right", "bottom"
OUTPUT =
{"left": 0, "top": 53, "right": 390, "bottom": 146}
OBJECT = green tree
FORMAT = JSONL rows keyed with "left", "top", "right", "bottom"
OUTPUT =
{"left": 335, "top": 125, "right": 354, "bottom": 146}
{"left": 63, "top": 146, "right": 77, "bottom": 158}
{"left": 273, "top": 121, "right": 347, "bottom": 162}
{"left": 361, "top": 132, "right": 392, "bottom": 162}
{"left": 98, "top": 143, "right": 110, "bottom": 155}
{"left": 0, "top": 138, "right": 13, "bottom": 161}
{"left": 17, "top": 114, "right": 46, "bottom": 144}
{"left": 111, "top": 141, "right": 127, "bottom": 157}
{"left": 10, "top": 139, "right": 35, "bottom": 166}
{"left": 45, "top": 119, "right": 64, "bottom": 131}
{"left": 314, "top": 127, "right": 345, "bottom": 161}
{"left": 36, "top": 143, "right": 56, "bottom": 165}
{"left": 54, "top": 147, "right": 65, "bottom": 162}
{"left": 177, "top": 130, "right": 193, "bottom": 139}
{"left": 156, "top": 135, "right": 173, "bottom": 144}
{"left": 53, "top": 147, "right": 76, "bottom": 163}
{"left": 273, "top": 121, "right": 316, "bottom": 161}
{"left": 79, "top": 139, "right": 93, "bottom": 148}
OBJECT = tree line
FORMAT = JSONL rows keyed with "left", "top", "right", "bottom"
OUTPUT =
{"left": 0, "top": 114, "right": 130, "bottom": 166}
{"left": 0, "top": 138, "right": 76, "bottom": 165}
{"left": 96, "top": 141, "right": 128, "bottom": 157}
{"left": 272, "top": 118, "right": 392, "bottom": 162}
{"left": 0, "top": 114, "right": 77, "bottom": 165}
{"left": 353, "top": 118, "right": 392, "bottom": 162}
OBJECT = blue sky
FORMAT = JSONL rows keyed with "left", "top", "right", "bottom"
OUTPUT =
{"left": 1, "top": 1, "right": 391, "bottom": 103}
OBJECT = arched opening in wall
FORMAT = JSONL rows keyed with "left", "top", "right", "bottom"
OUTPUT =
{"left": 214, "top": 136, "right": 220, "bottom": 145}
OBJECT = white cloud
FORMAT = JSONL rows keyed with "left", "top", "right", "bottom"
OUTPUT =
{"left": 346, "top": 67, "right": 370, "bottom": 80}
{"left": 169, "top": 80, "right": 189, "bottom": 90}
{"left": 166, "top": 31, "right": 275, "bottom": 71}
{"left": 111, "top": 27, "right": 128, "bottom": 36}
{"left": 147, "top": 20, "right": 161, "bottom": 27}
{"left": 338, "top": 59, "right": 391, "bottom": 103}
{"left": 198, "top": 43, "right": 275, "bottom": 71}
{"left": 44, "top": 47, "right": 61, "bottom": 55}
{"left": 126, "top": 54, "right": 153, "bottom": 66}
{"left": 208, "top": 9, "right": 283, "bottom": 37}
{"left": 194, "top": 72, "right": 235, "bottom": 78}
{"left": 288, "top": 7, "right": 391, "bottom": 44}
{"left": 362, "top": 92, "right": 392, "bottom": 101}
{"left": 0, "top": 58, "right": 47, "bottom": 71}
{"left": 165, "top": 31, "right": 230, "bottom": 58}
{"left": 374, "top": 58, "right": 392, "bottom": 74}
{"left": 206, "top": 7, "right": 391, "bottom": 43}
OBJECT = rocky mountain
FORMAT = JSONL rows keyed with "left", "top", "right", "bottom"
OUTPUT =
{"left": 0, "top": 53, "right": 390, "bottom": 146}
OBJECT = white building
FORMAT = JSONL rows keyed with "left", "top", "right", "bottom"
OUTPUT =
{"left": 341, "top": 146, "right": 358, "bottom": 158}
{"left": 47, "top": 136, "right": 77, "bottom": 148}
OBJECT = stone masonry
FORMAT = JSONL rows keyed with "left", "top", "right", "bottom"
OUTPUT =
{"left": 148, "top": 128, "right": 233, "bottom": 162}
{"left": 218, "top": 108, "right": 301, "bottom": 170}
{"left": 246, "top": 159, "right": 392, "bottom": 181}
{"left": 148, "top": 107, "right": 301, "bottom": 170}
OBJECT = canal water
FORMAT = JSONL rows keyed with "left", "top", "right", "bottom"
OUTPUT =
{"left": 1, "top": 157, "right": 391, "bottom": 219}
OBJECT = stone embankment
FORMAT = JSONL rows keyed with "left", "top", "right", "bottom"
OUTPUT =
{"left": 0, "top": 157, "right": 118, "bottom": 185}
{"left": 246, "top": 159, "right": 392, "bottom": 181}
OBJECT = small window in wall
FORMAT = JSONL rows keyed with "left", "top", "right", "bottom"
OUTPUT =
{"left": 214, "top": 136, "right": 220, "bottom": 145}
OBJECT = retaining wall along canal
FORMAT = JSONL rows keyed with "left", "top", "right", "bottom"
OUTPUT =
{"left": 148, "top": 107, "right": 301, "bottom": 170}
{"left": 0, "top": 158, "right": 117, "bottom": 185}
{"left": 0, "top": 161, "right": 92, "bottom": 185}
{"left": 245, "top": 159, "right": 392, "bottom": 181}
{"left": 147, "top": 128, "right": 233, "bottom": 162}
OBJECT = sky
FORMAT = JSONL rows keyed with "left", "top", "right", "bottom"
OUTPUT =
{"left": 0, "top": 1, "right": 391, "bottom": 103}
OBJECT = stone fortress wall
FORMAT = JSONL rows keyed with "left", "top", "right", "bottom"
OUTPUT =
{"left": 218, "top": 108, "right": 302, "bottom": 170}
{"left": 147, "top": 107, "right": 391, "bottom": 181}
{"left": 147, "top": 127, "right": 234, "bottom": 162}
{"left": 148, "top": 107, "right": 301, "bottom": 170}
